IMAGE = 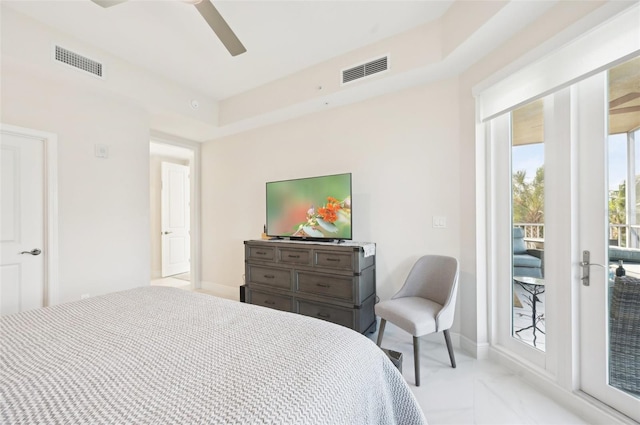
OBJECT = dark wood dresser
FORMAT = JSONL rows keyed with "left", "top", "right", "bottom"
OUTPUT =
{"left": 244, "top": 240, "right": 376, "bottom": 334}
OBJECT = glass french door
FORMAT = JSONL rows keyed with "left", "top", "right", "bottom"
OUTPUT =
{"left": 579, "top": 61, "right": 639, "bottom": 421}
{"left": 511, "top": 99, "right": 545, "bottom": 352}
{"left": 490, "top": 56, "right": 640, "bottom": 421}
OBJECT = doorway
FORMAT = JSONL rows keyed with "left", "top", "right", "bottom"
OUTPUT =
{"left": 485, "top": 57, "right": 640, "bottom": 421}
{"left": 0, "top": 124, "right": 58, "bottom": 315}
{"left": 149, "top": 140, "right": 197, "bottom": 291}
{"left": 477, "top": 5, "right": 639, "bottom": 420}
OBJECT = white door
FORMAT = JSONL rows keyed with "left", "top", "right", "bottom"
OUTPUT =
{"left": 0, "top": 131, "right": 45, "bottom": 315}
{"left": 579, "top": 71, "right": 640, "bottom": 420}
{"left": 489, "top": 61, "right": 640, "bottom": 420}
{"left": 161, "top": 162, "right": 190, "bottom": 277}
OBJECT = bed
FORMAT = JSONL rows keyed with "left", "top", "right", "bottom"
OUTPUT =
{"left": 1, "top": 286, "right": 426, "bottom": 424}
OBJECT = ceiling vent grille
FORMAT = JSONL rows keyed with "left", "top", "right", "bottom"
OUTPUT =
{"left": 342, "top": 56, "right": 389, "bottom": 84}
{"left": 54, "top": 45, "right": 104, "bottom": 78}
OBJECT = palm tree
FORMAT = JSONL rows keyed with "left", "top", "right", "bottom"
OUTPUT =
{"left": 609, "top": 182, "right": 626, "bottom": 224}
{"left": 512, "top": 167, "right": 545, "bottom": 226}
{"left": 513, "top": 168, "right": 639, "bottom": 245}
{"left": 609, "top": 182, "right": 626, "bottom": 245}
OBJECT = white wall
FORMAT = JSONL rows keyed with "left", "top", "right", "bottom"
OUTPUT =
{"left": 202, "top": 78, "right": 461, "bottom": 323}
{"left": 1, "top": 6, "right": 219, "bottom": 142}
{"left": 1, "top": 62, "right": 151, "bottom": 303}
{"left": 0, "top": 0, "right": 625, "bottom": 348}
{"left": 202, "top": 1, "right": 620, "bottom": 348}
{"left": 456, "top": 0, "right": 612, "bottom": 349}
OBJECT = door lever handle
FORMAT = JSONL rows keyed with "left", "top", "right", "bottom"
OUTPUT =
{"left": 20, "top": 248, "right": 42, "bottom": 256}
{"left": 162, "top": 231, "right": 173, "bottom": 235}
{"left": 581, "top": 250, "right": 605, "bottom": 286}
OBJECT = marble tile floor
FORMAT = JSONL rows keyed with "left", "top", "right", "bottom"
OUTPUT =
{"left": 370, "top": 324, "right": 587, "bottom": 425}
{"left": 163, "top": 280, "right": 588, "bottom": 424}
{"left": 151, "top": 276, "right": 190, "bottom": 290}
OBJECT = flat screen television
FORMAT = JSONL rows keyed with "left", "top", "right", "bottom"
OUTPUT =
{"left": 266, "top": 173, "right": 352, "bottom": 241}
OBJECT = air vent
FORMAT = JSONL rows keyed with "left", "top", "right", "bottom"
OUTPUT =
{"left": 53, "top": 45, "right": 104, "bottom": 78}
{"left": 342, "top": 56, "right": 389, "bottom": 84}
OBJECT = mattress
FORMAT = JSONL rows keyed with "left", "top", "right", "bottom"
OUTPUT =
{"left": 1, "top": 286, "right": 426, "bottom": 424}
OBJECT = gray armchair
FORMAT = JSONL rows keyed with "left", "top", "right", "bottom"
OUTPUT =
{"left": 375, "top": 255, "right": 459, "bottom": 386}
{"left": 513, "top": 227, "right": 543, "bottom": 278}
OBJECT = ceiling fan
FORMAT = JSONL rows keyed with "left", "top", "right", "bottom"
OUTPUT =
{"left": 90, "top": 0, "right": 246, "bottom": 56}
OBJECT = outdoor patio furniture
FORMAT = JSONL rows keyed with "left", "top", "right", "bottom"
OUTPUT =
{"left": 609, "top": 275, "right": 640, "bottom": 396}
{"left": 608, "top": 246, "right": 640, "bottom": 264}
{"left": 513, "top": 227, "right": 543, "bottom": 278}
{"left": 513, "top": 276, "right": 545, "bottom": 347}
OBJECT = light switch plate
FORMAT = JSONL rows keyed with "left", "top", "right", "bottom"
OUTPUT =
{"left": 432, "top": 216, "right": 447, "bottom": 228}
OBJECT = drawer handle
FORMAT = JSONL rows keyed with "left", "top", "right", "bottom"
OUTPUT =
{"left": 264, "top": 274, "right": 275, "bottom": 279}
{"left": 326, "top": 258, "right": 340, "bottom": 262}
{"left": 288, "top": 254, "right": 300, "bottom": 258}
{"left": 264, "top": 300, "right": 276, "bottom": 305}
{"left": 256, "top": 251, "right": 267, "bottom": 255}
{"left": 317, "top": 312, "right": 331, "bottom": 319}
{"left": 316, "top": 283, "right": 331, "bottom": 288}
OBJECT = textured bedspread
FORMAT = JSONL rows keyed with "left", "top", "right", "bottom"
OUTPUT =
{"left": 1, "top": 286, "right": 426, "bottom": 424}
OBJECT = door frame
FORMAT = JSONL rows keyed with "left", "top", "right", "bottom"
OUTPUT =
{"left": 160, "top": 161, "right": 191, "bottom": 278}
{"left": 150, "top": 132, "right": 201, "bottom": 289}
{"left": 1, "top": 123, "right": 59, "bottom": 306}
{"left": 474, "top": 4, "right": 639, "bottom": 423}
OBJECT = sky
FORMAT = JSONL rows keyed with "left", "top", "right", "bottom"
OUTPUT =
{"left": 512, "top": 143, "right": 544, "bottom": 183}
{"left": 512, "top": 130, "right": 639, "bottom": 191}
{"left": 608, "top": 132, "right": 638, "bottom": 191}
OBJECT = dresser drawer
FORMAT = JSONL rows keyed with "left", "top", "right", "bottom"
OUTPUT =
{"left": 247, "top": 245, "right": 276, "bottom": 262}
{"left": 244, "top": 239, "right": 376, "bottom": 334}
{"left": 296, "top": 271, "right": 353, "bottom": 302}
{"left": 279, "top": 248, "right": 311, "bottom": 265}
{"left": 249, "top": 290, "right": 293, "bottom": 312}
{"left": 246, "top": 265, "right": 291, "bottom": 290}
{"left": 314, "top": 251, "right": 353, "bottom": 271}
{"left": 297, "top": 300, "right": 354, "bottom": 329}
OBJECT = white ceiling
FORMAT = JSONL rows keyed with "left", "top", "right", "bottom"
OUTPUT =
{"left": 3, "top": 0, "right": 454, "bottom": 100}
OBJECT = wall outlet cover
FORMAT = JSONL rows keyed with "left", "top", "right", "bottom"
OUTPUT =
{"left": 95, "top": 144, "right": 109, "bottom": 159}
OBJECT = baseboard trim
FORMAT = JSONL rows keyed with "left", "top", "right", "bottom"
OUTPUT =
{"left": 489, "top": 346, "right": 636, "bottom": 425}
{"left": 458, "top": 334, "right": 490, "bottom": 359}
{"left": 387, "top": 330, "right": 490, "bottom": 360}
{"left": 199, "top": 280, "right": 216, "bottom": 291}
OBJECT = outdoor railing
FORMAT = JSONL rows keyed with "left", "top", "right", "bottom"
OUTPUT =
{"left": 514, "top": 223, "right": 544, "bottom": 240}
{"left": 609, "top": 223, "right": 640, "bottom": 248}
{"left": 514, "top": 223, "right": 640, "bottom": 248}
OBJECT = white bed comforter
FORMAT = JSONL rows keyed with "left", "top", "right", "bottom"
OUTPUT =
{"left": 1, "top": 286, "right": 426, "bottom": 424}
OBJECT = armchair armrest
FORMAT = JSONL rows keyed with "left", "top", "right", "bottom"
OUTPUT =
{"left": 526, "top": 248, "right": 543, "bottom": 259}
{"left": 527, "top": 249, "right": 544, "bottom": 277}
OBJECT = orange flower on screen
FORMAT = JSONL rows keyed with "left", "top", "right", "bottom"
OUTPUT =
{"left": 326, "top": 197, "right": 341, "bottom": 212}
{"left": 318, "top": 206, "right": 338, "bottom": 223}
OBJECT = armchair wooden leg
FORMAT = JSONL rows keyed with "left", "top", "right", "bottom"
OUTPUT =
{"left": 444, "top": 329, "right": 456, "bottom": 368}
{"left": 376, "top": 319, "right": 386, "bottom": 347}
{"left": 413, "top": 336, "right": 420, "bottom": 386}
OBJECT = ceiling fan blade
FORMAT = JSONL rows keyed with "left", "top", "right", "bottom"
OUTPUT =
{"left": 90, "top": 0, "right": 128, "bottom": 8}
{"left": 194, "top": 0, "right": 246, "bottom": 56}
